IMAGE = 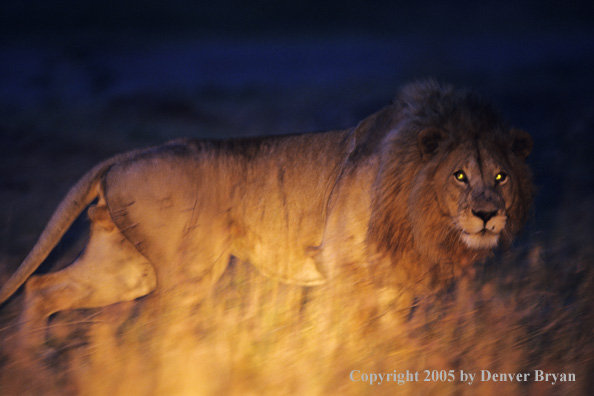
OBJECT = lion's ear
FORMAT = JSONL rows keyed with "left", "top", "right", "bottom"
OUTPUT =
{"left": 510, "top": 129, "right": 533, "bottom": 159}
{"left": 418, "top": 128, "right": 446, "bottom": 160}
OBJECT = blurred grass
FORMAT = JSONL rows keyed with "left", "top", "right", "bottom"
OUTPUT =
{"left": 0, "top": 79, "right": 593, "bottom": 395}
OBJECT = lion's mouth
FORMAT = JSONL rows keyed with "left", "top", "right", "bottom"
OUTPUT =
{"left": 460, "top": 229, "right": 500, "bottom": 249}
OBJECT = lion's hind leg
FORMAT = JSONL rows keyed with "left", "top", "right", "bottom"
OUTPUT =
{"left": 19, "top": 204, "right": 157, "bottom": 349}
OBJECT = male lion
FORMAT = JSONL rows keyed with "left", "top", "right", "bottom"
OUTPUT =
{"left": 0, "top": 81, "right": 533, "bottom": 347}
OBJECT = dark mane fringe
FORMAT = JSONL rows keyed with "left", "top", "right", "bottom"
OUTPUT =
{"left": 397, "top": 80, "right": 508, "bottom": 141}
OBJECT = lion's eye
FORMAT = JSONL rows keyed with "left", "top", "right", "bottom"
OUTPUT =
{"left": 495, "top": 172, "right": 508, "bottom": 184}
{"left": 454, "top": 170, "right": 468, "bottom": 183}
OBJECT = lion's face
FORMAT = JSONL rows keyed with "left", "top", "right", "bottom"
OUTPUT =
{"left": 404, "top": 125, "right": 533, "bottom": 265}
{"left": 438, "top": 145, "right": 513, "bottom": 249}
{"left": 425, "top": 132, "right": 532, "bottom": 252}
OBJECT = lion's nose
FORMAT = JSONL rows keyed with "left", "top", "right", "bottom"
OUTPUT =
{"left": 472, "top": 210, "right": 497, "bottom": 224}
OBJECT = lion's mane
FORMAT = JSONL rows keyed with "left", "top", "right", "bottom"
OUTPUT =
{"left": 364, "top": 81, "right": 533, "bottom": 288}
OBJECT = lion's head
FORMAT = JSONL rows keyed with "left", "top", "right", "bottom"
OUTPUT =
{"left": 369, "top": 81, "right": 533, "bottom": 283}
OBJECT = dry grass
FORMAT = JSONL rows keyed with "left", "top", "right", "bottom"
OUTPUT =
{"left": 1, "top": 244, "right": 591, "bottom": 395}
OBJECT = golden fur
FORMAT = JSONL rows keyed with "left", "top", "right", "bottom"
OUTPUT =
{"left": 0, "top": 81, "right": 533, "bottom": 347}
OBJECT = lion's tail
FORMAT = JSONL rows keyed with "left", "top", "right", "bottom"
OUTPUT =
{"left": 0, "top": 149, "right": 141, "bottom": 306}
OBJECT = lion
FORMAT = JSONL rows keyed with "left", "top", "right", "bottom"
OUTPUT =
{"left": 0, "top": 81, "right": 533, "bottom": 348}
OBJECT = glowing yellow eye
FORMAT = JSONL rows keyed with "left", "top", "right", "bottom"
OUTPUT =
{"left": 454, "top": 171, "right": 467, "bottom": 182}
{"left": 495, "top": 172, "right": 507, "bottom": 183}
